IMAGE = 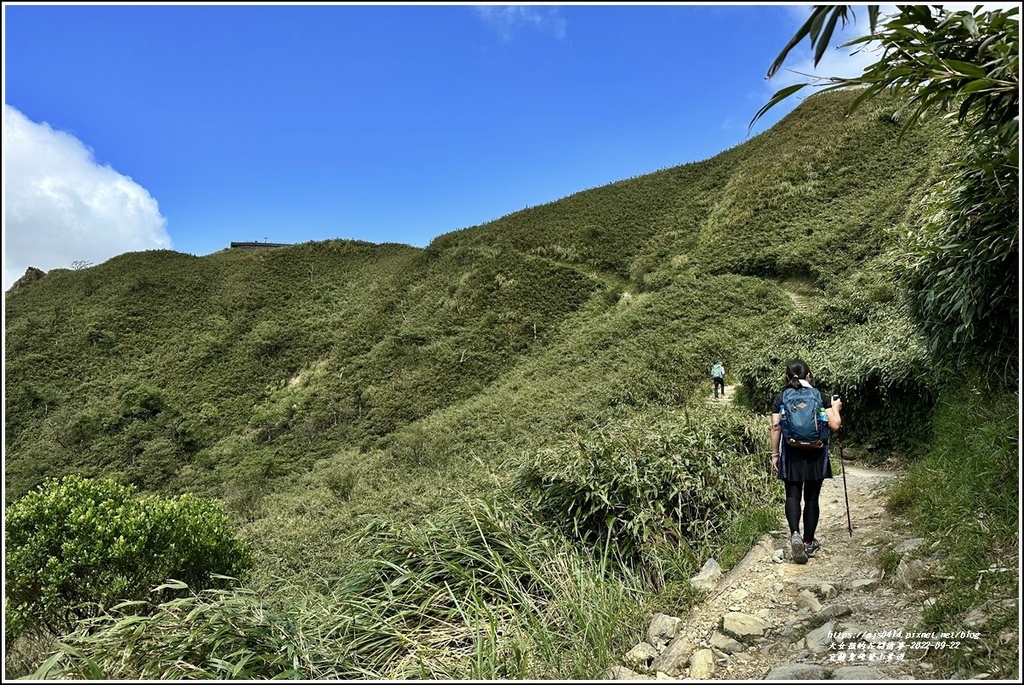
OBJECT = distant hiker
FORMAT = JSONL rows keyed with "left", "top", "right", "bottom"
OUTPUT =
{"left": 769, "top": 358, "right": 842, "bottom": 564}
{"left": 711, "top": 362, "right": 726, "bottom": 399}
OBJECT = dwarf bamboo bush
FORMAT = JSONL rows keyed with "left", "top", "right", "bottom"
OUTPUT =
{"left": 885, "top": 380, "right": 1018, "bottom": 679}
{"left": 4, "top": 91, "right": 950, "bottom": 503}
{"left": 513, "top": 406, "right": 774, "bottom": 584}
{"left": 738, "top": 277, "right": 938, "bottom": 453}
{"left": 3, "top": 90, "right": 977, "bottom": 678}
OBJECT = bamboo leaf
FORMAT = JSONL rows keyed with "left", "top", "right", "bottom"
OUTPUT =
{"left": 814, "top": 9, "right": 846, "bottom": 67}
{"left": 749, "top": 83, "right": 808, "bottom": 131}
{"left": 29, "top": 651, "right": 68, "bottom": 679}
{"left": 945, "top": 59, "right": 989, "bottom": 78}
{"left": 766, "top": 7, "right": 833, "bottom": 79}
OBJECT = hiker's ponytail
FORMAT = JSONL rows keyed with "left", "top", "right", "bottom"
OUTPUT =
{"left": 785, "top": 358, "right": 811, "bottom": 390}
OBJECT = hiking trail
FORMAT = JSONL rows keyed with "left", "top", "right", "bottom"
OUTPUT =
{"left": 707, "top": 383, "right": 739, "bottom": 408}
{"left": 602, "top": 399, "right": 1003, "bottom": 680}
{"left": 608, "top": 373, "right": 1012, "bottom": 679}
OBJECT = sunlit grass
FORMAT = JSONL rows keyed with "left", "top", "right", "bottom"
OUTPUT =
{"left": 28, "top": 499, "right": 649, "bottom": 680}
{"left": 886, "top": 381, "right": 1018, "bottom": 679}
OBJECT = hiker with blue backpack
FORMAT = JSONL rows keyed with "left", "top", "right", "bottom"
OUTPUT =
{"left": 769, "top": 359, "right": 842, "bottom": 564}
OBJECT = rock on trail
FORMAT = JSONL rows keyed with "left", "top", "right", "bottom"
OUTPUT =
{"left": 602, "top": 463, "right": 980, "bottom": 680}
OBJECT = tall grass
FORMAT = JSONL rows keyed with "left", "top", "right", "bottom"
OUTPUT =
{"left": 514, "top": 404, "right": 776, "bottom": 588}
{"left": 27, "top": 499, "right": 648, "bottom": 680}
{"left": 886, "top": 380, "right": 1018, "bottom": 679}
{"left": 3, "top": 90, "right": 969, "bottom": 679}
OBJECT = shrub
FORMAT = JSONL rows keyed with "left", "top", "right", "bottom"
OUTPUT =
{"left": 119, "top": 382, "right": 167, "bottom": 419}
{"left": 29, "top": 581, "right": 318, "bottom": 680}
{"left": 737, "top": 285, "right": 938, "bottom": 453}
{"left": 4, "top": 475, "right": 252, "bottom": 641}
{"left": 513, "top": 407, "right": 773, "bottom": 580}
{"left": 881, "top": 377, "right": 1019, "bottom": 678}
{"left": 322, "top": 465, "right": 359, "bottom": 501}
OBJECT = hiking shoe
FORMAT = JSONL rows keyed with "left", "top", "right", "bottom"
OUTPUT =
{"left": 791, "top": 532, "right": 807, "bottom": 564}
{"left": 804, "top": 539, "right": 821, "bottom": 557}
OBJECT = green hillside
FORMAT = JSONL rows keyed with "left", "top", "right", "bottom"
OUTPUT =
{"left": 4, "top": 89, "right": 1017, "bottom": 679}
{"left": 4, "top": 91, "right": 943, "bottom": 502}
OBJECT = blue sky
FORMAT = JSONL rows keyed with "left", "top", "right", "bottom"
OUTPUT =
{"left": 2, "top": 2, "right": 895, "bottom": 290}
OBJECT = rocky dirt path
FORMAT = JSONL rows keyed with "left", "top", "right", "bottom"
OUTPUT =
{"left": 677, "top": 463, "right": 927, "bottom": 680}
{"left": 604, "top": 386, "right": 980, "bottom": 680}
{"left": 604, "top": 461, "right": 959, "bottom": 680}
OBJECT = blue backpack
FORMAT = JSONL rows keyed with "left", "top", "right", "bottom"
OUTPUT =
{"left": 780, "top": 386, "right": 829, "bottom": 450}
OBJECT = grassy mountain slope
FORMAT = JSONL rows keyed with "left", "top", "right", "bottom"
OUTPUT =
{"left": 5, "top": 90, "right": 952, "bottom": 560}
{"left": 5, "top": 90, "right": 946, "bottom": 504}
{"left": 7, "top": 88, "right": 1018, "bottom": 680}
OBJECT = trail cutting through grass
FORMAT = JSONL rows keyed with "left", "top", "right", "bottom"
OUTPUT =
{"left": 606, "top": 454, "right": 1004, "bottom": 680}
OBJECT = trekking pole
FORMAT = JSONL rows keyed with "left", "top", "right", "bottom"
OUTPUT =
{"left": 838, "top": 423, "right": 853, "bottom": 537}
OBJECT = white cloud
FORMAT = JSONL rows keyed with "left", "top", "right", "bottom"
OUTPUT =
{"left": 3, "top": 104, "right": 171, "bottom": 291}
{"left": 473, "top": 5, "right": 566, "bottom": 42}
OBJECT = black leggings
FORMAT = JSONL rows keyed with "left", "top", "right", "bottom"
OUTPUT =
{"left": 784, "top": 479, "right": 823, "bottom": 541}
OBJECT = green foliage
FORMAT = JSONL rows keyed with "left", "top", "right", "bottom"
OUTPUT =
{"left": 3, "top": 93, "right": 947, "bottom": 503}
{"left": 703, "top": 91, "right": 945, "bottom": 283}
{"left": 762, "top": 7, "right": 878, "bottom": 83}
{"left": 738, "top": 273, "right": 938, "bottom": 452}
{"left": 513, "top": 407, "right": 773, "bottom": 582}
{"left": 4, "top": 476, "right": 252, "bottom": 642}
{"left": 887, "top": 382, "right": 1017, "bottom": 546}
{"left": 29, "top": 581, "right": 319, "bottom": 680}
{"left": 875, "top": 547, "right": 903, "bottom": 579}
{"left": 30, "top": 500, "right": 647, "bottom": 680}
{"left": 884, "top": 380, "right": 1018, "bottom": 678}
{"left": 757, "top": 4, "right": 1019, "bottom": 384}
{"left": 898, "top": 136, "right": 1019, "bottom": 379}
{"left": 871, "top": 6, "right": 1020, "bottom": 382}
{"left": 3, "top": 632, "right": 59, "bottom": 683}
{"left": 321, "top": 464, "right": 359, "bottom": 501}
{"left": 119, "top": 382, "right": 167, "bottom": 418}
{"left": 756, "top": 5, "right": 1018, "bottom": 137}
{"left": 2, "top": 90, "right": 988, "bottom": 677}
